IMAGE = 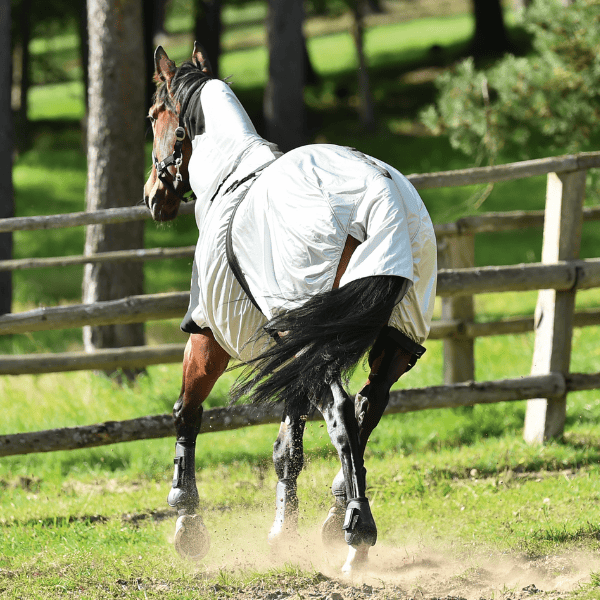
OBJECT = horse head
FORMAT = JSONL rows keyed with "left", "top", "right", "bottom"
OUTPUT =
{"left": 144, "top": 43, "right": 213, "bottom": 221}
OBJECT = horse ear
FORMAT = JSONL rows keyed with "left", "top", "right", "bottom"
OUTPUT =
{"left": 192, "top": 41, "right": 214, "bottom": 77}
{"left": 154, "top": 46, "right": 177, "bottom": 86}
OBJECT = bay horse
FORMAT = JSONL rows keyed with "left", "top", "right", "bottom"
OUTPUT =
{"left": 143, "top": 43, "right": 437, "bottom": 573}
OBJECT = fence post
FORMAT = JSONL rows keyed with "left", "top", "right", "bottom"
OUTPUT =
{"left": 524, "top": 169, "right": 586, "bottom": 443}
{"left": 438, "top": 234, "right": 475, "bottom": 384}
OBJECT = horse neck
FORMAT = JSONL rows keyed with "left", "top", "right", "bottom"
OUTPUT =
{"left": 188, "top": 80, "right": 277, "bottom": 203}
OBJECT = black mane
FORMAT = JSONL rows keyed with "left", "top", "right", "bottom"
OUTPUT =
{"left": 154, "top": 61, "right": 214, "bottom": 138}
{"left": 154, "top": 61, "right": 213, "bottom": 112}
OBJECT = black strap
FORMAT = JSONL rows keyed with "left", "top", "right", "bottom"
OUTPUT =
{"left": 224, "top": 161, "right": 276, "bottom": 315}
{"left": 346, "top": 147, "right": 391, "bottom": 179}
{"left": 225, "top": 187, "right": 263, "bottom": 313}
{"left": 369, "top": 324, "right": 426, "bottom": 374}
{"left": 386, "top": 327, "right": 426, "bottom": 358}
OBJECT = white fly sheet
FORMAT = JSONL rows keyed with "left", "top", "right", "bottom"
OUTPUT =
{"left": 186, "top": 80, "right": 437, "bottom": 362}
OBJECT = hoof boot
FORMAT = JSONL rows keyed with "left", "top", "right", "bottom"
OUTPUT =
{"left": 168, "top": 486, "right": 199, "bottom": 512}
{"left": 174, "top": 514, "right": 210, "bottom": 561}
{"left": 343, "top": 498, "right": 377, "bottom": 547}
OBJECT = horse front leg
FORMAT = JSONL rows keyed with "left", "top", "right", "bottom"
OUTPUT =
{"left": 268, "top": 397, "right": 310, "bottom": 546}
{"left": 168, "top": 330, "right": 230, "bottom": 560}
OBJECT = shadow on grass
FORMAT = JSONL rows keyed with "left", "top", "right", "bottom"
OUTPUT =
{"left": 0, "top": 509, "right": 176, "bottom": 530}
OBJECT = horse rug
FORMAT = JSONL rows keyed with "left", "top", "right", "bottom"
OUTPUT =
{"left": 183, "top": 80, "right": 437, "bottom": 362}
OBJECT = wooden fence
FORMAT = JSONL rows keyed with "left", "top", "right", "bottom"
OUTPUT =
{"left": 1, "top": 151, "right": 600, "bottom": 455}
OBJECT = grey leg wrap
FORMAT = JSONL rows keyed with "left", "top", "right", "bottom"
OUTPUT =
{"left": 167, "top": 441, "right": 200, "bottom": 515}
{"left": 343, "top": 497, "right": 377, "bottom": 546}
{"left": 268, "top": 479, "right": 298, "bottom": 542}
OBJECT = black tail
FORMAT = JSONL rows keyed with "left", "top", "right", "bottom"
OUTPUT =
{"left": 231, "top": 275, "right": 407, "bottom": 405}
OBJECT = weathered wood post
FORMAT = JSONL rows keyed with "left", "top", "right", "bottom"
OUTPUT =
{"left": 523, "top": 169, "right": 586, "bottom": 443}
{"left": 83, "top": 0, "right": 146, "bottom": 380}
{"left": 438, "top": 233, "right": 475, "bottom": 384}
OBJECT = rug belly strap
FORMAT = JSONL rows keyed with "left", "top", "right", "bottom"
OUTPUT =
{"left": 224, "top": 160, "right": 276, "bottom": 315}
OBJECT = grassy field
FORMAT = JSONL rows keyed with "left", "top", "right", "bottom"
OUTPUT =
{"left": 3, "top": 3, "right": 600, "bottom": 599}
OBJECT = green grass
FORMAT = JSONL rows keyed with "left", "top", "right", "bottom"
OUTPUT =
{"left": 1, "top": 357, "right": 600, "bottom": 598}
{"left": 27, "top": 81, "right": 85, "bottom": 121}
{"left": 1, "top": 405, "right": 600, "bottom": 598}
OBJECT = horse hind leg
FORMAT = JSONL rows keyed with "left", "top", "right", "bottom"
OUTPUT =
{"left": 268, "top": 397, "right": 310, "bottom": 547}
{"left": 322, "top": 327, "right": 418, "bottom": 554}
{"left": 317, "top": 378, "right": 378, "bottom": 573}
{"left": 168, "top": 331, "right": 230, "bottom": 561}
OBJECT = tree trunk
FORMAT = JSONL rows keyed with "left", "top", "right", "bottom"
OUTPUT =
{"left": 143, "top": 0, "right": 169, "bottom": 112}
{"left": 303, "top": 35, "right": 319, "bottom": 86}
{"left": 79, "top": 0, "right": 89, "bottom": 113}
{"left": 351, "top": 0, "right": 375, "bottom": 131}
{"left": 13, "top": 0, "right": 32, "bottom": 150}
{"left": 470, "top": 0, "right": 511, "bottom": 58}
{"left": 194, "top": 0, "right": 222, "bottom": 79}
{"left": 264, "top": 0, "right": 305, "bottom": 151}
{"left": 0, "top": 0, "right": 13, "bottom": 316}
{"left": 84, "top": 0, "right": 146, "bottom": 379}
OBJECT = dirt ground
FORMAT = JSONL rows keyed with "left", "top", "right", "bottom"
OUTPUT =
{"left": 186, "top": 515, "right": 598, "bottom": 600}
{"left": 241, "top": 548, "right": 595, "bottom": 600}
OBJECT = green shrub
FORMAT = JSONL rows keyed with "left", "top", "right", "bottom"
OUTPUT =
{"left": 421, "top": 0, "right": 600, "bottom": 164}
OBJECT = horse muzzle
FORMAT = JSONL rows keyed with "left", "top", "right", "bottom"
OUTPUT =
{"left": 145, "top": 181, "right": 181, "bottom": 222}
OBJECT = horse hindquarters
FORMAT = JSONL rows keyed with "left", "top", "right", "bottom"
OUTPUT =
{"left": 234, "top": 274, "right": 408, "bottom": 569}
{"left": 233, "top": 275, "right": 408, "bottom": 407}
{"left": 168, "top": 330, "right": 230, "bottom": 560}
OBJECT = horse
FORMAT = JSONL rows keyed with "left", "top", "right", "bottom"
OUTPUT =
{"left": 143, "top": 43, "right": 437, "bottom": 573}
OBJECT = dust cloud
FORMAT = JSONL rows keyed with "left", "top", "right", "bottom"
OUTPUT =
{"left": 170, "top": 507, "right": 597, "bottom": 599}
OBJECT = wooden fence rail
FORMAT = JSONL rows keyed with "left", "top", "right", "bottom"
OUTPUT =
{"left": 0, "top": 202, "right": 196, "bottom": 233}
{"left": 1, "top": 150, "right": 599, "bottom": 235}
{"left": 1, "top": 284, "right": 600, "bottom": 339}
{"left": 3, "top": 310, "right": 600, "bottom": 376}
{"left": 0, "top": 292, "right": 189, "bottom": 335}
{"left": 1, "top": 260, "right": 599, "bottom": 335}
{"left": 4, "top": 371, "right": 600, "bottom": 458}
{"left": 2, "top": 209, "right": 599, "bottom": 273}
{"left": 0, "top": 246, "right": 196, "bottom": 272}
{"left": 1, "top": 150, "right": 599, "bottom": 449}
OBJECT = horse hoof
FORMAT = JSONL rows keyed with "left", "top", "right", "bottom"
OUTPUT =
{"left": 174, "top": 514, "right": 210, "bottom": 561}
{"left": 341, "top": 544, "right": 369, "bottom": 574}
{"left": 321, "top": 504, "right": 346, "bottom": 548}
